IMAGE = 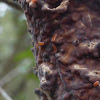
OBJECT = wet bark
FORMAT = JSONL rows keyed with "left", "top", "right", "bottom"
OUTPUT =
{"left": 18, "top": 0, "right": 100, "bottom": 100}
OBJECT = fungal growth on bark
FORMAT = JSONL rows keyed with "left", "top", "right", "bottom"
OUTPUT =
{"left": 17, "top": 0, "right": 100, "bottom": 100}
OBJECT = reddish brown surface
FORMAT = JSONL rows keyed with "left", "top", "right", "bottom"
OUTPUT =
{"left": 18, "top": 0, "right": 100, "bottom": 100}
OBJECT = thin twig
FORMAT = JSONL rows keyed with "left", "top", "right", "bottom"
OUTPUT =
{"left": 0, "top": 67, "right": 20, "bottom": 87}
{"left": 0, "top": 87, "right": 13, "bottom": 100}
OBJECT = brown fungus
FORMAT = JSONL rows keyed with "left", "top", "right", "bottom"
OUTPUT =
{"left": 17, "top": 0, "right": 100, "bottom": 100}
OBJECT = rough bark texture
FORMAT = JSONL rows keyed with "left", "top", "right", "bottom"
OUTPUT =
{"left": 18, "top": 0, "right": 100, "bottom": 100}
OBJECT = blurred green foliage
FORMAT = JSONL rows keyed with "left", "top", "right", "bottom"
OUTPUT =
{"left": 0, "top": 2, "right": 39, "bottom": 100}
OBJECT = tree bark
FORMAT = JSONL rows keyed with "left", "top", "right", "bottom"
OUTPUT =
{"left": 18, "top": 0, "right": 100, "bottom": 100}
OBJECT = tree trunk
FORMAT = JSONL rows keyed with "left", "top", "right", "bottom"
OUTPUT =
{"left": 18, "top": 0, "right": 100, "bottom": 100}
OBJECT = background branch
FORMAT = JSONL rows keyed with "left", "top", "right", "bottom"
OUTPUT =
{"left": 0, "top": 87, "right": 13, "bottom": 100}
{"left": 0, "top": 67, "right": 20, "bottom": 87}
{"left": 0, "top": 0, "right": 22, "bottom": 11}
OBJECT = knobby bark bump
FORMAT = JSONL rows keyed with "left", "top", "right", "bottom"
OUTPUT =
{"left": 17, "top": 0, "right": 100, "bottom": 100}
